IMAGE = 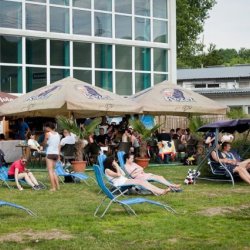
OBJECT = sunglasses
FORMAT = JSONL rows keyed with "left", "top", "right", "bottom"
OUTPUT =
{"left": 21, "top": 160, "right": 27, "bottom": 163}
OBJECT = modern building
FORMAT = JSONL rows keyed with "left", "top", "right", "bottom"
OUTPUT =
{"left": 0, "top": 0, "right": 176, "bottom": 96}
{"left": 177, "top": 65, "right": 250, "bottom": 114}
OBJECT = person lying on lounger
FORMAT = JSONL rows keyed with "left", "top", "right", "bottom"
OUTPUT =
{"left": 210, "top": 142, "right": 250, "bottom": 185}
{"left": 8, "top": 156, "right": 41, "bottom": 190}
{"left": 104, "top": 156, "right": 171, "bottom": 196}
{"left": 124, "top": 153, "right": 181, "bottom": 190}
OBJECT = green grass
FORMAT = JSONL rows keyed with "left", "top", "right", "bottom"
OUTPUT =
{"left": 0, "top": 165, "right": 250, "bottom": 250}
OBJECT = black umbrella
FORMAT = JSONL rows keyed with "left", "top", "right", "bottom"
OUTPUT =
{"left": 197, "top": 119, "right": 250, "bottom": 134}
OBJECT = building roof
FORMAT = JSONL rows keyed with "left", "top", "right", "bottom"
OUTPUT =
{"left": 195, "top": 87, "right": 250, "bottom": 95}
{"left": 177, "top": 65, "right": 250, "bottom": 80}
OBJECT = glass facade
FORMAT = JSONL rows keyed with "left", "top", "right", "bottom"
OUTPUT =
{"left": 0, "top": 0, "right": 171, "bottom": 95}
{"left": 26, "top": 4, "right": 46, "bottom": 31}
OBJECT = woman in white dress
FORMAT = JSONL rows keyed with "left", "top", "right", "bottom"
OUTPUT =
{"left": 104, "top": 157, "right": 170, "bottom": 196}
{"left": 44, "top": 122, "right": 60, "bottom": 191}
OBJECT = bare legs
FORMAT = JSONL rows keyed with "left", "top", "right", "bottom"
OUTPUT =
{"left": 46, "top": 158, "right": 60, "bottom": 191}
{"left": 234, "top": 166, "right": 250, "bottom": 184}
{"left": 16, "top": 172, "right": 39, "bottom": 188}
{"left": 148, "top": 175, "right": 181, "bottom": 188}
{"left": 124, "top": 179, "right": 170, "bottom": 195}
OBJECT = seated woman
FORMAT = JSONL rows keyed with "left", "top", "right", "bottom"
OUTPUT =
{"left": 210, "top": 142, "right": 250, "bottom": 184}
{"left": 124, "top": 153, "right": 181, "bottom": 190}
{"left": 103, "top": 156, "right": 170, "bottom": 196}
{"left": 27, "top": 132, "right": 45, "bottom": 157}
{"left": 8, "top": 156, "right": 41, "bottom": 190}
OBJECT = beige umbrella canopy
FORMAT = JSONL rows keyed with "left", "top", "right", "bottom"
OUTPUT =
{"left": 0, "top": 92, "right": 17, "bottom": 106}
{"left": 0, "top": 77, "right": 142, "bottom": 118}
{"left": 130, "top": 81, "right": 228, "bottom": 116}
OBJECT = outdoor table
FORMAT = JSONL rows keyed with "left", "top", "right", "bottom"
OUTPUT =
{"left": 15, "top": 144, "right": 29, "bottom": 156}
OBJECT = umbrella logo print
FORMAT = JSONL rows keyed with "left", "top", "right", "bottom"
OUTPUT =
{"left": 76, "top": 85, "right": 112, "bottom": 100}
{"left": 163, "top": 88, "right": 194, "bottom": 102}
{"left": 26, "top": 86, "right": 61, "bottom": 101}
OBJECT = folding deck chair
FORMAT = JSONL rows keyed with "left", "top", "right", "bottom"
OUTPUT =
{"left": 97, "top": 154, "right": 148, "bottom": 194}
{"left": 0, "top": 200, "right": 36, "bottom": 216}
{"left": 117, "top": 151, "right": 182, "bottom": 192}
{"left": 0, "top": 167, "right": 46, "bottom": 189}
{"left": 55, "top": 161, "right": 94, "bottom": 185}
{"left": 93, "top": 165, "right": 175, "bottom": 218}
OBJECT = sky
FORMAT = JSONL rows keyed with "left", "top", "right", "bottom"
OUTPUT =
{"left": 202, "top": 0, "right": 250, "bottom": 50}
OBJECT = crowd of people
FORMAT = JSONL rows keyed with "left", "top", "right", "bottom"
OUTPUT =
{"left": 1, "top": 116, "right": 250, "bottom": 192}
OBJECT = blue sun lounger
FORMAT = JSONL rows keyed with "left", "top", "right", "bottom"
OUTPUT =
{"left": 0, "top": 200, "right": 36, "bottom": 216}
{"left": 93, "top": 165, "right": 175, "bottom": 217}
{"left": 0, "top": 167, "right": 46, "bottom": 190}
{"left": 117, "top": 151, "right": 182, "bottom": 192}
{"left": 97, "top": 154, "right": 151, "bottom": 194}
{"left": 55, "top": 161, "right": 95, "bottom": 185}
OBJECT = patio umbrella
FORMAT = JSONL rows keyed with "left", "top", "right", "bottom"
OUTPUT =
{"left": 197, "top": 119, "right": 250, "bottom": 134}
{"left": 130, "top": 81, "right": 228, "bottom": 116}
{"left": 0, "top": 92, "right": 17, "bottom": 106}
{"left": 0, "top": 77, "right": 142, "bottom": 118}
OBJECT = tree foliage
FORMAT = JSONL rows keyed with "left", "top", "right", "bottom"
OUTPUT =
{"left": 176, "top": 0, "right": 250, "bottom": 68}
{"left": 177, "top": 0, "right": 216, "bottom": 65}
{"left": 178, "top": 45, "right": 250, "bottom": 68}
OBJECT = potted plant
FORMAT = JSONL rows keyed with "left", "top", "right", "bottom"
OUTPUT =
{"left": 129, "top": 119, "right": 161, "bottom": 168}
{"left": 56, "top": 116, "right": 101, "bottom": 172}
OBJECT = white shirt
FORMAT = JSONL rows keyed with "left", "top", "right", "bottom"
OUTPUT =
{"left": 28, "top": 139, "right": 40, "bottom": 149}
{"left": 46, "top": 132, "right": 60, "bottom": 155}
{"left": 60, "top": 133, "right": 76, "bottom": 146}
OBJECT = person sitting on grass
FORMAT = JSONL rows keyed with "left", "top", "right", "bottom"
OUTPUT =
{"left": 210, "top": 142, "right": 250, "bottom": 185}
{"left": 124, "top": 153, "right": 181, "bottom": 191}
{"left": 7, "top": 156, "right": 41, "bottom": 190}
{"left": 103, "top": 156, "right": 171, "bottom": 196}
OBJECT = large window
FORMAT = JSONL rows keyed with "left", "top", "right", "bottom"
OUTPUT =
{"left": 50, "top": 7, "right": 69, "bottom": 33}
{"left": 115, "top": 46, "right": 132, "bottom": 70}
{"left": 73, "top": 42, "right": 91, "bottom": 68}
{"left": 116, "top": 72, "right": 132, "bottom": 95}
{"left": 153, "top": 20, "right": 168, "bottom": 43}
{"left": 73, "top": 10, "right": 91, "bottom": 35}
{"left": 94, "top": 0, "right": 112, "bottom": 12}
{"left": 115, "top": 15, "right": 132, "bottom": 40}
{"left": 95, "top": 44, "right": 112, "bottom": 69}
{"left": 154, "top": 48, "right": 167, "bottom": 72}
{"left": 153, "top": 0, "right": 168, "bottom": 19}
{"left": 94, "top": 12, "right": 112, "bottom": 38}
{"left": 134, "top": 0, "right": 150, "bottom": 17}
{"left": 73, "top": 0, "right": 91, "bottom": 9}
{"left": 95, "top": 71, "right": 112, "bottom": 92}
{"left": 0, "top": 66, "right": 22, "bottom": 93}
{"left": 50, "top": 0, "right": 69, "bottom": 6}
{"left": 50, "top": 40, "right": 70, "bottom": 66}
{"left": 26, "top": 4, "right": 46, "bottom": 31}
{"left": 135, "top": 47, "right": 151, "bottom": 71}
{"left": 28, "top": 0, "right": 46, "bottom": 3}
{"left": 50, "top": 68, "right": 70, "bottom": 83}
{"left": 0, "top": 1, "right": 22, "bottom": 29}
{"left": 0, "top": 36, "right": 22, "bottom": 64}
{"left": 135, "top": 73, "right": 151, "bottom": 93}
{"left": 26, "top": 67, "right": 47, "bottom": 92}
{"left": 73, "top": 70, "right": 92, "bottom": 84}
{"left": 135, "top": 18, "right": 150, "bottom": 41}
{"left": 154, "top": 74, "right": 167, "bottom": 84}
{"left": 26, "top": 38, "right": 46, "bottom": 65}
{"left": 115, "top": 0, "right": 132, "bottom": 14}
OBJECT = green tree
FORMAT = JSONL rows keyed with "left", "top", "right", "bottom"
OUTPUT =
{"left": 202, "top": 43, "right": 224, "bottom": 66}
{"left": 177, "top": 0, "right": 216, "bottom": 66}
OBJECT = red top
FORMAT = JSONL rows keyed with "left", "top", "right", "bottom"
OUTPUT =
{"left": 8, "top": 160, "right": 25, "bottom": 175}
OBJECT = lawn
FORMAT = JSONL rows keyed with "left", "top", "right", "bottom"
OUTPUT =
{"left": 0, "top": 165, "right": 250, "bottom": 250}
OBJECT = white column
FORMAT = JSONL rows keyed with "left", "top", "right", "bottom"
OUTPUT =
{"left": 168, "top": 0, "right": 177, "bottom": 84}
